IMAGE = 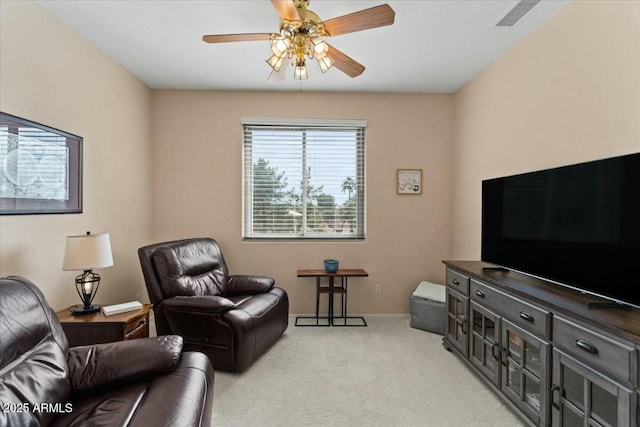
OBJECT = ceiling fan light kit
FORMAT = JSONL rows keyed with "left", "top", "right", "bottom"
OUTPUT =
{"left": 202, "top": 0, "right": 395, "bottom": 81}
{"left": 294, "top": 59, "right": 309, "bottom": 80}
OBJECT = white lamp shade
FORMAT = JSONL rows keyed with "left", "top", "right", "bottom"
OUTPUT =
{"left": 63, "top": 233, "right": 114, "bottom": 271}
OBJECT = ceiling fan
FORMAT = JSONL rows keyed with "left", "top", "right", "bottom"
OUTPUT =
{"left": 202, "top": 0, "right": 395, "bottom": 80}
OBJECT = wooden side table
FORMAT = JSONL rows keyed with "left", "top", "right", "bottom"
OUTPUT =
{"left": 56, "top": 304, "right": 152, "bottom": 347}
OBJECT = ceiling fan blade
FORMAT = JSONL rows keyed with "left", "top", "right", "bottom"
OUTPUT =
{"left": 321, "top": 4, "right": 395, "bottom": 37}
{"left": 327, "top": 45, "right": 365, "bottom": 78}
{"left": 271, "top": 0, "right": 301, "bottom": 21}
{"left": 202, "top": 33, "right": 276, "bottom": 44}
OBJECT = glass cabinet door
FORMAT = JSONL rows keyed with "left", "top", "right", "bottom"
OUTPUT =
{"left": 501, "top": 319, "right": 550, "bottom": 426}
{"left": 469, "top": 301, "right": 500, "bottom": 386}
{"left": 551, "top": 349, "right": 636, "bottom": 427}
{"left": 445, "top": 287, "right": 469, "bottom": 357}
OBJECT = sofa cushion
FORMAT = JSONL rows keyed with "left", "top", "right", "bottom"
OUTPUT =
{"left": 232, "top": 292, "right": 282, "bottom": 319}
{"left": 49, "top": 381, "right": 150, "bottom": 427}
{"left": 163, "top": 295, "right": 236, "bottom": 314}
{"left": 152, "top": 239, "right": 228, "bottom": 297}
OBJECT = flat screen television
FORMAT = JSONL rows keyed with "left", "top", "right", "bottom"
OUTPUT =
{"left": 482, "top": 152, "right": 640, "bottom": 308}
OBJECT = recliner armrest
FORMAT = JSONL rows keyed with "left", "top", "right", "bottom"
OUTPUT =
{"left": 68, "top": 335, "right": 183, "bottom": 395}
{"left": 227, "top": 275, "right": 275, "bottom": 296}
{"left": 163, "top": 295, "right": 237, "bottom": 313}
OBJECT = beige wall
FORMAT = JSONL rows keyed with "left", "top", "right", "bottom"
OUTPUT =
{"left": 0, "top": 1, "right": 453, "bottom": 315}
{"left": 151, "top": 91, "right": 454, "bottom": 314}
{"left": 0, "top": 1, "right": 153, "bottom": 310}
{"left": 6, "top": 0, "right": 633, "bottom": 315}
{"left": 452, "top": 0, "right": 640, "bottom": 259}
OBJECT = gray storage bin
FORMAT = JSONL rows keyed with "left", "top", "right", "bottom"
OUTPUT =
{"left": 409, "top": 281, "right": 446, "bottom": 335}
{"left": 410, "top": 295, "right": 446, "bottom": 335}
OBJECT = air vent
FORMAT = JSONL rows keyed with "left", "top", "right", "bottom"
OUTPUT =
{"left": 496, "top": 0, "right": 541, "bottom": 27}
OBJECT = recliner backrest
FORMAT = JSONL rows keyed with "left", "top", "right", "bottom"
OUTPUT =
{"left": 0, "top": 276, "right": 71, "bottom": 427}
{"left": 140, "top": 238, "right": 230, "bottom": 301}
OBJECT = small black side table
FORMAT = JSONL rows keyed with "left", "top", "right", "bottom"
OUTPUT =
{"left": 296, "top": 268, "right": 368, "bottom": 327}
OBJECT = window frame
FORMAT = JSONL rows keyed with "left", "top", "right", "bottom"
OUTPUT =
{"left": 242, "top": 118, "right": 366, "bottom": 241}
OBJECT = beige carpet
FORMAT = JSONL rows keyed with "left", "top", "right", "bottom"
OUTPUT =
{"left": 212, "top": 316, "right": 524, "bottom": 426}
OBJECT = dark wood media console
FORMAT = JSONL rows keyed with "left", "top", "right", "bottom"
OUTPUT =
{"left": 442, "top": 260, "right": 640, "bottom": 427}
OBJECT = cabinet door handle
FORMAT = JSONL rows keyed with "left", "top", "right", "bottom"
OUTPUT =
{"left": 475, "top": 290, "right": 485, "bottom": 298}
{"left": 460, "top": 318, "right": 467, "bottom": 334}
{"left": 575, "top": 339, "right": 598, "bottom": 354}
{"left": 500, "top": 347, "right": 508, "bottom": 366}
{"left": 452, "top": 279, "right": 460, "bottom": 285}
{"left": 491, "top": 342, "right": 500, "bottom": 360}
{"left": 519, "top": 312, "right": 534, "bottom": 322}
{"left": 550, "top": 384, "right": 560, "bottom": 410}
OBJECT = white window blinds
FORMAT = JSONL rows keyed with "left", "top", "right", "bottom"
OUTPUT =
{"left": 242, "top": 118, "right": 366, "bottom": 240}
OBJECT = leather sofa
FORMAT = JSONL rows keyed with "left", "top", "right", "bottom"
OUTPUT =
{"left": 0, "top": 276, "right": 213, "bottom": 427}
{"left": 138, "top": 237, "right": 289, "bottom": 372}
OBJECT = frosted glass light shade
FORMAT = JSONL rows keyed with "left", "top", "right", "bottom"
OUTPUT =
{"left": 271, "top": 38, "right": 290, "bottom": 57}
{"left": 266, "top": 54, "right": 286, "bottom": 72}
{"left": 318, "top": 56, "right": 335, "bottom": 73}
{"left": 312, "top": 39, "right": 329, "bottom": 60}
{"left": 294, "top": 64, "right": 308, "bottom": 80}
{"left": 63, "top": 233, "right": 113, "bottom": 271}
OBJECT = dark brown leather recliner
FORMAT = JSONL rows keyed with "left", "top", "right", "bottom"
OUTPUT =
{"left": 0, "top": 276, "right": 213, "bottom": 427}
{"left": 138, "top": 237, "right": 289, "bottom": 372}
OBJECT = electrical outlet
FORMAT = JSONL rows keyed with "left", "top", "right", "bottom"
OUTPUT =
{"left": 375, "top": 284, "right": 382, "bottom": 295}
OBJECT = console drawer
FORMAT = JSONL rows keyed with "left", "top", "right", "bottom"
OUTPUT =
{"left": 471, "top": 279, "right": 550, "bottom": 339}
{"left": 446, "top": 268, "right": 469, "bottom": 296}
{"left": 553, "top": 316, "right": 637, "bottom": 386}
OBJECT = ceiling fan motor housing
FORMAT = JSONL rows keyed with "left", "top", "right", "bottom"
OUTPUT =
{"left": 293, "top": 0, "right": 321, "bottom": 26}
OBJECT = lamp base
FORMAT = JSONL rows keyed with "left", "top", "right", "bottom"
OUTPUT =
{"left": 71, "top": 305, "right": 101, "bottom": 316}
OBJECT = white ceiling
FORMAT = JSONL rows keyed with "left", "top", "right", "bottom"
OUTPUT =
{"left": 38, "top": 0, "right": 570, "bottom": 93}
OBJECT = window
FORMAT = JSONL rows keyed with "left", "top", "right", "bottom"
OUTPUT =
{"left": 243, "top": 118, "right": 366, "bottom": 240}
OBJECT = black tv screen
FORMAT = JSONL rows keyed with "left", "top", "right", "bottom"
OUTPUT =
{"left": 482, "top": 152, "right": 640, "bottom": 308}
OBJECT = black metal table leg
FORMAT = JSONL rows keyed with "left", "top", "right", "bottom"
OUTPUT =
{"left": 328, "top": 276, "right": 334, "bottom": 326}
{"left": 315, "top": 276, "right": 320, "bottom": 325}
{"left": 343, "top": 277, "right": 347, "bottom": 317}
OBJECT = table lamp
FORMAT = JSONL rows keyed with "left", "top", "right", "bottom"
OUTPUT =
{"left": 63, "top": 231, "right": 113, "bottom": 315}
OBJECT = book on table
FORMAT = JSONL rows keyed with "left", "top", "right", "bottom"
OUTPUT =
{"left": 102, "top": 301, "right": 143, "bottom": 316}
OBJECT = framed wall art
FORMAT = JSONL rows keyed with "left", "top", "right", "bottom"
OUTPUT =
{"left": 397, "top": 169, "right": 422, "bottom": 195}
{"left": 0, "top": 112, "right": 83, "bottom": 215}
